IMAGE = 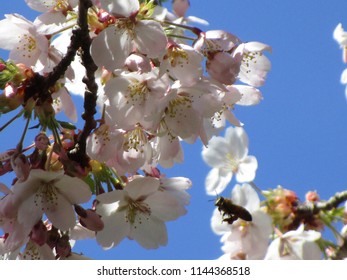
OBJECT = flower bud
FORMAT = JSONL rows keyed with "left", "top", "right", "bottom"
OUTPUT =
{"left": 35, "top": 132, "right": 50, "bottom": 150}
{"left": 55, "top": 235, "right": 71, "bottom": 258}
{"left": 74, "top": 205, "right": 104, "bottom": 232}
{"left": 172, "top": 0, "right": 190, "bottom": 18}
{"left": 10, "top": 153, "right": 30, "bottom": 182}
{"left": 31, "top": 220, "right": 48, "bottom": 246}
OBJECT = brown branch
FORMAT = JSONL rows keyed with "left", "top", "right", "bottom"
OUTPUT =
{"left": 67, "top": 0, "right": 98, "bottom": 168}
{"left": 288, "top": 190, "right": 347, "bottom": 230}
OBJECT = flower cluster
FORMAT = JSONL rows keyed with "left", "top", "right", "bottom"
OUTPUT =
{"left": 0, "top": 0, "right": 271, "bottom": 259}
{"left": 203, "top": 126, "right": 347, "bottom": 259}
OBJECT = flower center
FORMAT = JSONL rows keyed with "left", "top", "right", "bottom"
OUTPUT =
{"left": 17, "top": 34, "right": 37, "bottom": 58}
{"left": 124, "top": 197, "right": 151, "bottom": 227}
{"left": 225, "top": 153, "right": 239, "bottom": 173}
{"left": 167, "top": 47, "right": 189, "bottom": 68}
{"left": 166, "top": 95, "right": 192, "bottom": 118}
{"left": 35, "top": 180, "right": 59, "bottom": 212}
{"left": 126, "top": 80, "right": 149, "bottom": 106}
{"left": 123, "top": 126, "right": 148, "bottom": 153}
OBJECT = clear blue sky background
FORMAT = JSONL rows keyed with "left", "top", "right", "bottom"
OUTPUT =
{"left": 1, "top": 0, "right": 347, "bottom": 259}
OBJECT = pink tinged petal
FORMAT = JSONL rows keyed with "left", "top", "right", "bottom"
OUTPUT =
{"left": 96, "top": 212, "right": 130, "bottom": 249}
{"left": 101, "top": 0, "right": 139, "bottom": 17}
{"left": 34, "top": 12, "right": 70, "bottom": 35}
{"left": 207, "top": 52, "right": 241, "bottom": 85}
{"left": 205, "top": 167, "right": 232, "bottom": 195}
{"left": 130, "top": 216, "right": 168, "bottom": 249}
{"left": 54, "top": 175, "right": 92, "bottom": 204}
{"left": 154, "top": 134, "right": 184, "bottom": 168}
{"left": 236, "top": 156, "right": 258, "bottom": 183}
{"left": 91, "top": 26, "right": 132, "bottom": 71}
{"left": 52, "top": 87, "right": 77, "bottom": 122}
{"left": 173, "top": 0, "right": 190, "bottom": 17}
{"left": 145, "top": 191, "right": 187, "bottom": 221}
{"left": 126, "top": 177, "right": 160, "bottom": 200}
{"left": 228, "top": 85, "right": 263, "bottom": 106}
{"left": 134, "top": 20, "right": 167, "bottom": 58}
{"left": 45, "top": 193, "right": 77, "bottom": 231}
{"left": 0, "top": 19, "right": 27, "bottom": 49}
{"left": 25, "top": 0, "right": 56, "bottom": 12}
{"left": 223, "top": 110, "right": 242, "bottom": 127}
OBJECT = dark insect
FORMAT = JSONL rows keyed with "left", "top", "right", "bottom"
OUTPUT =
{"left": 215, "top": 196, "right": 252, "bottom": 224}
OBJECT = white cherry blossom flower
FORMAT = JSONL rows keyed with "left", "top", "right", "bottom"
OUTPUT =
{"left": 265, "top": 224, "right": 322, "bottom": 260}
{"left": 161, "top": 42, "right": 203, "bottom": 86}
{"left": 11, "top": 169, "right": 92, "bottom": 232}
{"left": 202, "top": 126, "right": 258, "bottom": 195}
{"left": 211, "top": 183, "right": 272, "bottom": 259}
{"left": 104, "top": 70, "right": 171, "bottom": 130}
{"left": 106, "top": 125, "right": 154, "bottom": 175}
{"left": 0, "top": 14, "right": 58, "bottom": 72}
{"left": 91, "top": 0, "right": 167, "bottom": 71}
{"left": 86, "top": 123, "right": 124, "bottom": 163}
{"left": 95, "top": 176, "right": 189, "bottom": 249}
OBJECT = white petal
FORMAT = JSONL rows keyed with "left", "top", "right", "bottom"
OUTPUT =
{"left": 126, "top": 177, "right": 160, "bottom": 200}
{"left": 55, "top": 175, "right": 92, "bottom": 204}
{"left": 145, "top": 191, "right": 187, "bottom": 221}
{"left": 230, "top": 85, "right": 263, "bottom": 106}
{"left": 130, "top": 216, "right": 168, "bottom": 249}
{"left": 202, "top": 137, "right": 229, "bottom": 168}
{"left": 45, "top": 193, "right": 76, "bottom": 231}
{"left": 134, "top": 20, "right": 167, "bottom": 58}
{"left": 231, "top": 183, "right": 260, "bottom": 212}
{"left": 236, "top": 156, "right": 258, "bottom": 182}
{"left": 96, "top": 211, "right": 129, "bottom": 249}
{"left": 91, "top": 26, "right": 132, "bottom": 71}
{"left": 205, "top": 168, "right": 232, "bottom": 195}
{"left": 17, "top": 194, "right": 42, "bottom": 230}
{"left": 225, "top": 127, "right": 248, "bottom": 160}
{"left": 100, "top": 0, "right": 139, "bottom": 17}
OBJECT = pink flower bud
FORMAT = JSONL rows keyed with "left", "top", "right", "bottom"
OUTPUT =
{"left": 55, "top": 235, "right": 71, "bottom": 258}
{"left": 0, "top": 63, "right": 6, "bottom": 72}
{"left": 30, "top": 220, "right": 48, "bottom": 246}
{"left": 172, "top": 0, "right": 190, "bottom": 18}
{"left": 125, "top": 53, "right": 152, "bottom": 73}
{"left": 35, "top": 132, "right": 50, "bottom": 150}
{"left": 305, "top": 191, "right": 319, "bottom": 202}
{"left": 75, "top": 205, "right": 104, "bottom": 232}
{"left": 10, "top": 153, "right": 30, "bottom": 182}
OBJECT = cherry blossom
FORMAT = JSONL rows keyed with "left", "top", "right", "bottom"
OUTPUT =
{"left": 103, "top": 70, "right": 171, "bottom": 130}
{"left": 0, "top": 14, "right": 59, "bottom": 72}
{"left": 95, "top": 175, "right": 189, "bottom": 249}
{"left": 91, "top": 0, "right": 167, "bottom": 71}
{"left": 11, "top": 169, "right": 92, "bottom": 232}
{"left": 211, "top": 183, "right": 272, "bottom": 259}
{"left": 264, "top": 224, "right": 322, "bottom": 260}
{"left": 202, "top": 126, "right": 258, "bottom": 195}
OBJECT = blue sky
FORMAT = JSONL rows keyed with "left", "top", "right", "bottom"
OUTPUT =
{"left": 1, "top": 0, "right": 347, "bottom": 259}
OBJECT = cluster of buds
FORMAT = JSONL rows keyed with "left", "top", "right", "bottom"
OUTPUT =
{"left": 263, "top": 186, "right": 299, "bottom": 231}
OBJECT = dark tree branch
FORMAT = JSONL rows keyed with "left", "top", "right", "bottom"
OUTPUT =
{"left": 288, "top": 190, "right": 347, "bottom": 230}
{"left": 67, "top": 0, "right": 98, "bottom": 168}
